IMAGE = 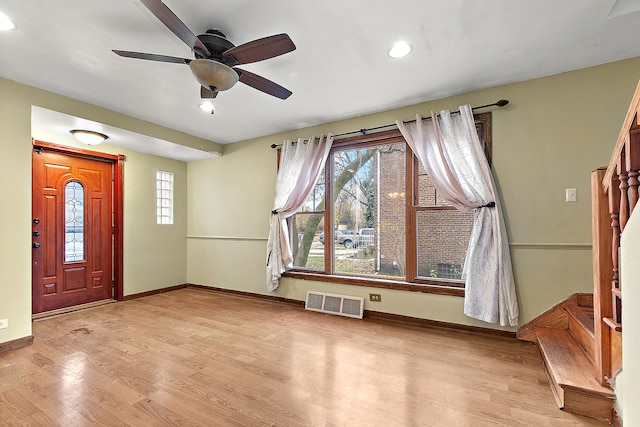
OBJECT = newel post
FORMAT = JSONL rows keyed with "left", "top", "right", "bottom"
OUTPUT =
{"left": 591, "top": 167, "right": 613, "bottom": 385}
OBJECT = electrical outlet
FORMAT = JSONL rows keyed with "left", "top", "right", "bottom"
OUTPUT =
{"left": 369, "top": 293, "right": 381, "bottom": 302}
{"left": 0, "top": 319, "right": 8, "bottom": 330}
{"left": 565, "top": 188, "right": 577, "bottom": 202}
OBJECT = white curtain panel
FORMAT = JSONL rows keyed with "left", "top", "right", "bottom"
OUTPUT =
{"left": 266, "top": 134, "right": 333, "bottom": 291}
{"left": 397, "top": 106, "right": 519, "bottom": 326}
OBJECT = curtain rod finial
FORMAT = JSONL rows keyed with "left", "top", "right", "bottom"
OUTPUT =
{"left": 496, "top": 99, "right": 509, "bottom": 107}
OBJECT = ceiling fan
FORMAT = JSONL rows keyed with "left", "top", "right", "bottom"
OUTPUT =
{"left": 113, "top": 0, "right": 296, "bottom": 104}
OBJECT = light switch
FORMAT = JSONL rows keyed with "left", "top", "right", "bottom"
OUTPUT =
{"left": 566, "top": 188, "right": 577, "bottom": 202}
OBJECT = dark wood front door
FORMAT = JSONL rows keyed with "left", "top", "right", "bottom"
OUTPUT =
{"left": 32, "top": 148, "right": 114, "bottom": 314}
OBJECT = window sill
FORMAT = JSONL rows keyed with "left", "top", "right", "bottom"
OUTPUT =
{"left": 282, "top": 271, "right": 465, "bottom": 297}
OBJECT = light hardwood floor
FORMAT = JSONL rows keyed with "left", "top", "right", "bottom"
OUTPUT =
{"left": 1, "top": 288, "right": 607, "bottom": 426}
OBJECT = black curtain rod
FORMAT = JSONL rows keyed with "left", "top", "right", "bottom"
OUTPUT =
{"left": 270, "top": 99, "right": 509, "bottom": 148}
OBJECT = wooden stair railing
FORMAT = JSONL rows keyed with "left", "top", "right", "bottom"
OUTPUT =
{"left": 591, "top": 167, "right": 615, "bottom": 386}
{"left": 593, "top": 77, "right": 640, "bottom": 386}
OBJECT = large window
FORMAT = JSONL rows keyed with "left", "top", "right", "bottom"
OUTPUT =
{"left": 286, "top": 113, "right": 491, "bottom": 295}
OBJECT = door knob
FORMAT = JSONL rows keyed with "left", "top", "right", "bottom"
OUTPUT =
{"left": 33, "top": 218, "right": 40, "bottom": 225}
{"left": 33, "top": 242, "right": 40, "bottom": 248}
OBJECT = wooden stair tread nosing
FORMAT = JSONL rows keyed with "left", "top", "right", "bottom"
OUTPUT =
{"left": 535, "top": 327, "right": 614, "bottom": 398}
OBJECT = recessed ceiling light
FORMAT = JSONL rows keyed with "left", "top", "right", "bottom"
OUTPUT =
{"left": 0, "top": 11, "right": 15, "bottom": 31}
{"left": 200, "top": 100, "right": 215, "bottom": 114}
{"left": 388, "top": 41, "right": 412, "bottom": 58}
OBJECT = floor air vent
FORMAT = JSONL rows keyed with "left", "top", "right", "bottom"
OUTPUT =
{"left": 305, "top": 291, "right": 364, "bottom": 319}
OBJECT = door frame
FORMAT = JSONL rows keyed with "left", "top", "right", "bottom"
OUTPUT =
{"left": 33, "top": 140, "right": 125, "bottom": 302}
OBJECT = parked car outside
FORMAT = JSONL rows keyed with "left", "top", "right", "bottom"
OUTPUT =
{"left": 320, "top": 228, "right": 374, "bottom": 249}
{"left": 340, "top": 228, "right": 374, "bottom": 249}
{"left": 319, "top": 230, "right": 348, "bottom": 245}
{"left": 319, "top": 230, "right": 340, "bottom": 244}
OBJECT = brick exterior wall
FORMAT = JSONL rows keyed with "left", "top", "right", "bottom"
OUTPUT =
{"left": 376, "top": 150, "right": 474, "bottom": 279}
{"left": 416, "top": 209, "right": 474, "bottom": 279}
{"left": 377, "top": 149, "right": 406, "bottom": 276}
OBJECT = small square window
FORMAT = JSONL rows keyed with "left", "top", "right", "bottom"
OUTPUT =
{"left": 156, "top": 171, "right": 173, "bottom": 225}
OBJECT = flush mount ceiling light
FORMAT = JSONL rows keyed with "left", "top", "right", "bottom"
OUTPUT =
{"left": 0, "top": 11, "right": 15, "bottom": 31}
{"left": 388, "top": 41, "right": 412, "bottom": 58}
{"left": 70, "top": 129, "right": 109, "bottom": 146}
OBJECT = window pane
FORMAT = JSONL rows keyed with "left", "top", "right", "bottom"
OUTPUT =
{"left": 417, "top": 161, "right": 452, "bottom": 207}
{"left": 300, "top": 172, "right": 325, "bottom": 212}
{"left": 156, "top": 171, "right": 174, "bottom": 225}
{"left": 416, "top": 209, "right": 474, "bottom": 280}
{"left": 64, "top": 181, "right": 84, "bottom": 262}
{"left": 332, "top": 143, "right": 406, "bottom": 279}
{"left": 289, "top": 213, "right": 324, "bottom": 270}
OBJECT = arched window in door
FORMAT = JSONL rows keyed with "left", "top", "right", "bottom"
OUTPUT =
{"left": 64, "top": 180, "right": 85, "bottom": 262}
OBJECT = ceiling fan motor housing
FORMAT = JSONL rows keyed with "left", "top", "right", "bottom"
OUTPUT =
{"left": 197, "top": 31, "right": 235, "bottom": 62}
{"left": 190, "top": 31, "right": 239, "bottom": 92}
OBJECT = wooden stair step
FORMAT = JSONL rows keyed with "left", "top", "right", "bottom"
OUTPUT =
{"left": 576, "top": 293, "right": 594, "bottom": 308}
{"left": 564, "top": 305, "right": 595, "bottom": 366}
{"left": 564, "top": 305, "right": 594, "bottom": 336}
{"left": 535, "top": 327, "right": 614, "bottom": 422}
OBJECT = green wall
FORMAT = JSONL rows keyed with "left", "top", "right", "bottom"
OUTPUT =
{"left": 0, "top": 77, "right": 197, "bottom": 344}
{"left": 187, "top": 56, "right": 640, "bottom": 331}
{"left": 1, "top": 57, "right": 639, "bottom": 344}
{"left": 0, "top": 78, "right": 33, "bottom": 343}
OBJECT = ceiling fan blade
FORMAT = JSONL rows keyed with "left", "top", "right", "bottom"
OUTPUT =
{"left": 113, "top": 50, "right": 191, "bottom": 64}
{"left": 223, "top": 34, "right": 295, "bottom": 65}
{"left": 236, "top": 68, "right": 292, "bottom": 99}
{"left": 200, "top": 86, "right": 218, "bottom": 98}
{"left": 139, "top": 0, "right": 211, "bottom": 57}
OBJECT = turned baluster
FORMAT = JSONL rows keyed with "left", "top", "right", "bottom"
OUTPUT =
{"left": 613, "top": 169, "right": 629, "bottom": 231}
{"left": 608, "top": 173, "right": 622, "bottom": 324}
{"left": 629, "top": 170, "right": 639, "bottom": 213}
{"left": 627, "top": 129, "right": 640, "bottom": 214}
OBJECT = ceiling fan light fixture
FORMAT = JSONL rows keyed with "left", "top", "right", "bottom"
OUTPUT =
{"left": 189, "top": 59, "right": 239, "bottom": 91}
{"left": 200, "top": 100, "right": 215, "bottom": 114}
{"left": 388, "top": 41, "right": 412, "bottom": 58}
{"left": 70, "top": 129, "right": 109, "bottom": 146}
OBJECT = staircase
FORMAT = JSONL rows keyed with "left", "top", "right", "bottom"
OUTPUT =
{"left": 518, "top": 78, "right": 640, "bottom": 424}
{"left": 517, "top": 294, "right": 615, "bottom": 422}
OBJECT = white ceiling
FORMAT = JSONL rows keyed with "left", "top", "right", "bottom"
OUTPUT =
{"left": 2, "top": 0, "right": 640, "bottom": 159}
{"left": 30, "top": 106, "right": 221, "bottom": 162}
